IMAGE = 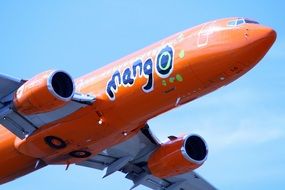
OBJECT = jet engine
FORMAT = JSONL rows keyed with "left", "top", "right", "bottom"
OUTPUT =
{"left": 148, "top": 134, "right": 208, "bottom": 178}
{"left": 13, "top": 70, "right": 75, "bottom": 115}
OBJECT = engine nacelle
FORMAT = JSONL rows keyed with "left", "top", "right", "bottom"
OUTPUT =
{"left": 14, "top": 70, "right": 75, "bottom": 115}
{"left": 148, "top": 134, "right": 208, "bottom": 178}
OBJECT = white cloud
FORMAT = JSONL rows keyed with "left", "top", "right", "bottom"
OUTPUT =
{"left": 193, "top": 116, "right": 285, "bottom": 152}
{"left": 205, "top": 126, "right": 283, "bottom": 150}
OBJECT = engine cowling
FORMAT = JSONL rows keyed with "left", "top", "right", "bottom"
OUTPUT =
{"left": 148, "top": 134, "right": 208, "bottom": 178}
{"left": 14, "top": 70, "right": 75, "bottom": 115}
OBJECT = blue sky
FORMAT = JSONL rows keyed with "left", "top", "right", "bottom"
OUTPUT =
{"left": 0, "top": 1, "right": 284, "bottom": 189}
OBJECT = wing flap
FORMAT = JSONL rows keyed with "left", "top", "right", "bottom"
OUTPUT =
{"left": 166, "top": 172, "right": 216, "bottom": 190}
{"left": 78, "top": 154, "right": 117, "bottom": 170}
{"left": 0, "top": 106, "right": 37, "bottom": 139}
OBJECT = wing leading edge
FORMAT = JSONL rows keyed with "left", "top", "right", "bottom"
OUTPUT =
{"left": 77, "top": 125, "right": 216, "bottom": 190}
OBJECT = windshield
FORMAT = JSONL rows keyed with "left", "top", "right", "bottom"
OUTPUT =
{"left": 227, "top": 18, "right": 259, "bottom": 27}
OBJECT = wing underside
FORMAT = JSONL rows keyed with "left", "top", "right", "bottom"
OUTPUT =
{"left": 77, "top": 125, "right": 216, "bottom": 190}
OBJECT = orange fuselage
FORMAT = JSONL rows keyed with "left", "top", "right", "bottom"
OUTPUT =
{"left": 0, "top": 17, "right": 276, "bottom": 184}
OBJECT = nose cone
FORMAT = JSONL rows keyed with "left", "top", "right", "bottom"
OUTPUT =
{"left": 241, "top": 25, "right": 277, "bottom": 67}
{"left": 255, "top": 26, "right": 277, "bottom": 47}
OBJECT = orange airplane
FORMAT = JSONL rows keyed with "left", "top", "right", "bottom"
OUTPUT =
{"left": 0, "top": 17, "right": 276, "bottom": 189}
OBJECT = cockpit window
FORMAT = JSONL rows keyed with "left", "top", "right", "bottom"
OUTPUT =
{"left": 237, "top": 19, "right": 245, "bottom": 25}
{"left": 244, "top": 19, "right": 259, "bottom": 24}
{"left": 227, "top": 20, "right": 236, "bottom": 26}
{"left": 227, "top": 18, "right": 259, "bottom": 27}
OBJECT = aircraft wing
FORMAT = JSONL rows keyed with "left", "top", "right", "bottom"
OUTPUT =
{"left": 0, "top": 72, "right": 95, "bottom": 139}
{"left": 77, "top": 125, "right": 216, "bottom": 190}
{"left": 0, "top": 73, "right": 24, "bottom": 107}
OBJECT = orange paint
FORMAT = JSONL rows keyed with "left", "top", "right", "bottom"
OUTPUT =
{"left": 14, "top": 70, "right": 74, "bottom": 115}
{"left": 0, "top": 128, "right": 40, "bottom": 184}
{"left": 0, "top": 17, "right": 276, "bottom": 184}
{"left": 148, "top": 135, "right": 207, "bottom": 178}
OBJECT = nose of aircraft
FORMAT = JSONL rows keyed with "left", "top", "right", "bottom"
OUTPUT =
{"left": 254, "top": 26, "right": 277, "bottom": 46}
{"left": 241, "top": 25, "right": 276, "bottom": 67}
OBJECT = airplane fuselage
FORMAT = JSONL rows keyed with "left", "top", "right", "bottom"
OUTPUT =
{"left": 0, "top": 17, "right": 276, "bottom": 184}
